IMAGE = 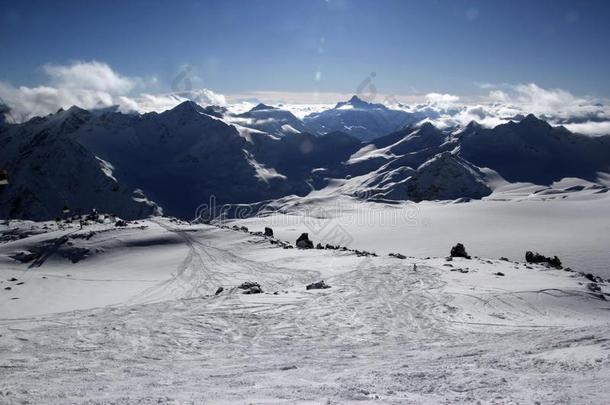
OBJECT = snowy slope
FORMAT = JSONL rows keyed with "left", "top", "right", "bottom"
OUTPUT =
{"left": 339, "top": 125, "right": 489, "bottom": 201}
{"left": 400, "top": 151, "right": 492, "bottom": 201}
{"left": 229, "top": 188, "right": 610, "bottom": 278}
{"left": 0, "top": 216, "right": 609, "bottom": 403}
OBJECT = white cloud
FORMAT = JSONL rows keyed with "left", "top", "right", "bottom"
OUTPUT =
{"left": 1, "top": 67, "right": 609, "bottom": 138}
{"left": 127, "top": 89, "right": 226, "bottom": 114}
{"left": 0, "top": 81, "right": 114, "bottom": 122}
{"left": 563, "top": 121, "right": 610, "bottom": 136}
{"left": 485, "top": 82, "right": 607, "bottom": 121}
{"left": 425, "top": 93, "right": 460, "bottom": 105}
{"left": 43, "top": 61, "right": 134, "bottom": 94}
{"left": 226, "top": 86, "right": 610, "bottom": 136}
{"left": 408, "top": 84, "right": 610, "bottom": 136}
{"left": 0, "top": 61, "right": 226, "bottom": 122}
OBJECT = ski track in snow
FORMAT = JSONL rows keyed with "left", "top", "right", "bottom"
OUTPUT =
{"left": 0, "top": 218, "right": 609, "bottom": 404}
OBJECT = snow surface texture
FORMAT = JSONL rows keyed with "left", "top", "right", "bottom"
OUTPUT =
{"left": 1, "top": 215, "right": 609, "bottom": 403}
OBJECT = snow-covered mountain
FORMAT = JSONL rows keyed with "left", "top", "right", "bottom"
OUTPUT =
{"left": 0, "top": 107, "right": 160, "bottom": 220}
{"left": 458, "top": 114, "right": 610, "bottom": 185}
{"left": 0, "top": 102, "right": 362, "bottom": 219}
{"left": 2, "top": 100, "right": 610, "bottom": 221}
{"left": 231, "top": 103, "right": 310, "bottom": 137}
{"left": 338, "top": 123, "right": 491, "bottom": 201}
{"left": 60, "top": 102, "right": 306, "bottom": 218}
{"left": 303, "top": 95, "right": 421, "bottom": 140}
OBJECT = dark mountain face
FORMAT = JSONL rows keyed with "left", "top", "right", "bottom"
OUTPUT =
{"left": 0, "top": 102, "right": 364, "bottom": 219}
{"left": 459, "top": 114, "right": 610, "bottom": 185}
{"left": 73, "top": 103, "right": 292, "bottom": 218}
{"left": 0, "top": 109, "right": 159, "bottom": 220}
{"left": 251, "top": 131, "right": 363, "bottom": 183}
{"left": 0, "top": 103, "right": 10, "bottom": 126}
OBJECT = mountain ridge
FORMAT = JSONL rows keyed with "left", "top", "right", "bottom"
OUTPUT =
{"left": 2, "top": 100, "right": 610, "bottom": 220}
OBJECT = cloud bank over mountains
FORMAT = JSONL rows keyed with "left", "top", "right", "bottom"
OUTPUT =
{"left": 400, "top": 83, "right": 610, "bottom": 135}
{"left": 1, "top": 60, "right": 609, "bottom": 136}
{"left": 0, "top": 61, "right": 226, "bottom": 121}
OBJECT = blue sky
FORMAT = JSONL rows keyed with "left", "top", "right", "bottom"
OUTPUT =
{"left": 1, "top": 0, "right": 610, "bottom": 101}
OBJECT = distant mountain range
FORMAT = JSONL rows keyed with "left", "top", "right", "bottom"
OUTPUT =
{"left": 1, "top": 97, "right": 610, "bottom": 220}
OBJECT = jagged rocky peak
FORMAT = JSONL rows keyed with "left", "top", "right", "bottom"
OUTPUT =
{"left": 518, "top": 113, "right": 551, "bottom": 128}
{"left": 65, "top": 105, "right": 90, "bottom": 116}
{"left": 51, "top": 105, "right": 92, "bottom": 130}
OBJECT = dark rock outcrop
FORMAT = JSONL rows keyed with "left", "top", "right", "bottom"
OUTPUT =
{"left": 525, "top": 251, "right": 562, "bottom": 268}
{"left": 264, "top": 227, "right": 274, "bottom": 237}
{"left": 587, "top": 282, "right": 601, "bottom": 292}
{"left": 242, "top": 285, "right": 262, "bottom": 294}
{"left": 306, "top": 280, "right": 331, "bottom": 290}
{"left": 450, "top": 243, "right": 471, "bottom": 259}
{"left": 296, "top": 233, "right": 314, "bottom": 249}
{"left": 238, "top": 281, "right": 262, "bottom": 294}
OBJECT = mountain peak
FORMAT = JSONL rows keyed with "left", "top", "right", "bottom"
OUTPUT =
{"left": 519, "top": 113, "right": 551, "bottom": 129}
{"left": 347, "top": 95, "right": 370, "bottom": 107}
{"left": 465, "top": 120, "right": 482, "bottom": 130}
{"left": 334, "top": 95, "right": 383, "bottom": 110}
{"left": 349, "top": 95, "right": 364, "bottom": 103}
{"left": 250, "top": 103, "right": 276, "bottom": 112}
{"left": 416, "top": 122, "right": 444, "bottom": 137}
{"left": 419, "top": 121, "right": 438, "bottom": 131}
{"left": 522, "top": 113, "right": 539, "bottom": 122}
{"left": 169, "top": 100, "right": 206, "bottom": 114}
{"left": 60, "top": 105, "right": 90, "bottom": 121}
{"left": 66, "top": 105, "right": 88, "bottom": 114}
